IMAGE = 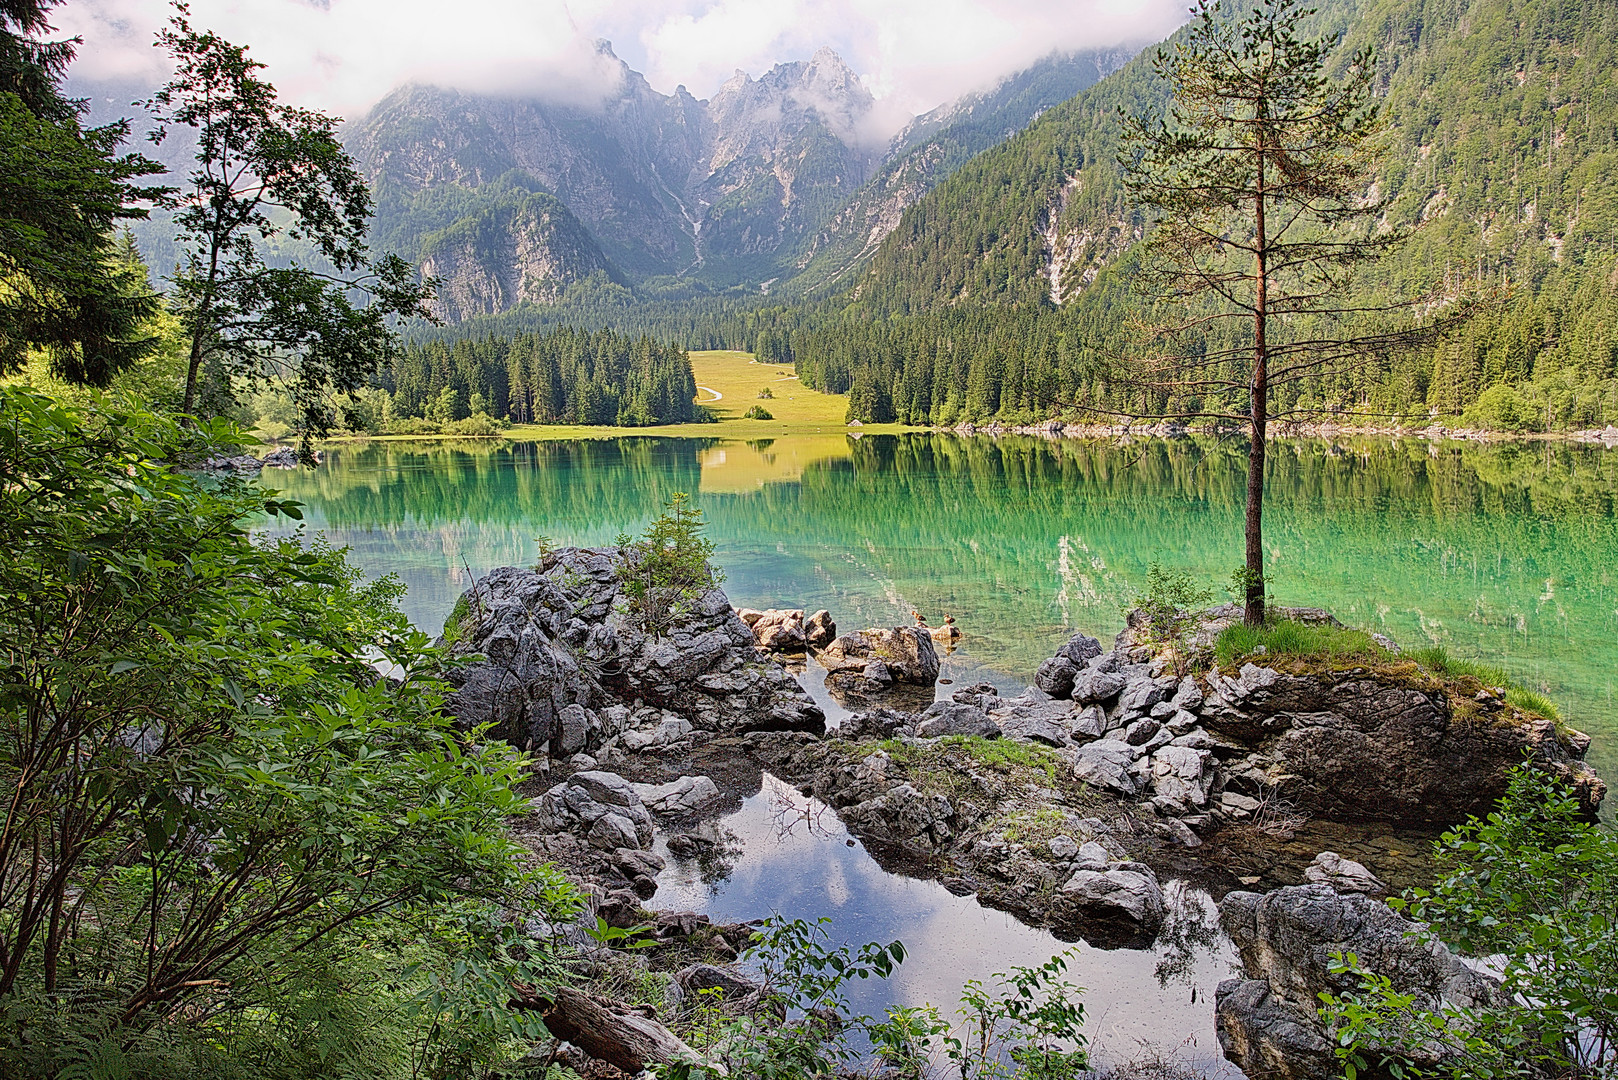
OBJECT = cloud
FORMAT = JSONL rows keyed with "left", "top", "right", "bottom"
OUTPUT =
{"left": 57, "top": 0, "right": 1186, "bottom": 133}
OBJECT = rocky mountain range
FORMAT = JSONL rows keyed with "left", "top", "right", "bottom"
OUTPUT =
{"left": 346, "top": 43, "right": 1119, "bottom": 319}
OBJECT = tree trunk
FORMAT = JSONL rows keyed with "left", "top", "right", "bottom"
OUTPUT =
{"left": 181, "top": 333, "right": 204, "bottom": 419}
{"left": 1246, "top": 159, "right": 1269, "bottom": 627}
{"left": 509, "top": 983, "right": 720, "bottom": 1075}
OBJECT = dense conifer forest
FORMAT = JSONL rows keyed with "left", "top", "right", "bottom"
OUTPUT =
{"left": 383, "top": 327, "right": 700, "bottom": 429}
{"left": 414, "top": 0, "right": 1618, "bottom": 433}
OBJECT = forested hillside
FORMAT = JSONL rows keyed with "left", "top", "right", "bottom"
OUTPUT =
{"left": 794, "top": 0, "right": 1618, "bottom": 428}
{"left": 783, "top": 50, "right": 1121, "bottom": 295}
{"left": 382, "top": 326, "right": 699, "bottom": 428}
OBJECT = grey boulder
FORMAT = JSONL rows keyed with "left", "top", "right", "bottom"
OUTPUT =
{"left": 1071, "top": 739, "right": 1139, "bottom": 795}
{"left": 916, "top": 702, "right": 999, "bottom": 739}
{"left": 1303, "top": 851, "right": 1387, "bottom": 895}
{"left": 632, "top": 775, "right": 722, "bottom": 816}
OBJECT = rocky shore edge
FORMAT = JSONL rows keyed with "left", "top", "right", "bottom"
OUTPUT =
{"left": 942, "top": 418, "right": 1618, "bottom": 446}
{"left": 435, "top": 547, "right": 1605, "bottom": 1079}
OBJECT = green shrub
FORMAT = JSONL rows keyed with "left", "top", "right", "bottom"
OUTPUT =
{"left": 1215, "top": 619, "right": 1382, "bottom": 666}
{"left": 757, "top": 386, "right": 774, "bottom": 399}
{"left": 385, "top": 416, "right": 443, "bottom": 435}
{"left": 1460, "top": 384, "right": 1545, "bottom": 432}
{"left": 743, "top": 404, "right": 774, "bottom": 419}
{"left": 1131, "top": 564, "right": 1215, "bottom": 674}
{"left": 1321, "top": 768, "right": 1617, "bottom": 1079}
{"left": 443, "top": 412, "right": 505, "bottom": 436}
{"left": 615, "top": 492, "right": 722, "bottom": 635}
{"left": 0, "top": 388, "right": 573, "bottom": 1076}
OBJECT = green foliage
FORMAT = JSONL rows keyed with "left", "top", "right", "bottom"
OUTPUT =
{"left": 665, "top": 918, "right": 1087, "bottom": 1080}
{"left": 1132, "top": 563, "right": 1214, "bottom": 672}
{"left": 757, "top": 385, "right": 774, "bottom": 398}
{"left": 663, "top": 916, "right": 909, "bottom": 1080}
{"left": 743, "top": 404, "right": 774, "bottom": 419}
{"left": 616, "top": 491, "right": 722, "bottom": 635}
{"left": 0, "top": 1, "right": 167, "bottom": 386}
{"left": 0, "top": 386, "right": 571, "bottom": 1075}
{"left": 1214, "top": 618, "right": 1382, "bottom": 667}
{"left": 1407, "top": 645, "right": 1561, "bottom": 722}
{"left": 1320, "top": 768, "right": 1618, "bottom": 1078}
{"left": 383, "top": 325, "right": 699, "bottom": 428}
{"left": 147, "top": 8, "right": 432, "bottom": 429}
{"left": 1461, "top": 384, "right": 1545, "bottom": 432}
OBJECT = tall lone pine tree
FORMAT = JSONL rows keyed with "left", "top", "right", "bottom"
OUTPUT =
{"left": 1117, "top": 0, "right": 1459, "bottom": 624}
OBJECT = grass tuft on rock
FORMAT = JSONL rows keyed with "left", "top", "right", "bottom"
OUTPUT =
{"left": 439, "top": 593, "right": 472, "bottom": 648}
{"left": 1408, "top": 645, "right": 1561, "bottom": 723}
{"left": 1214, "top": 619, "right": 1382, "bottom": 667}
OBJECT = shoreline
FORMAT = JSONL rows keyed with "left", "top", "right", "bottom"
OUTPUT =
{"left": 287, "top": 417, "right": 1618, "bottom": 450}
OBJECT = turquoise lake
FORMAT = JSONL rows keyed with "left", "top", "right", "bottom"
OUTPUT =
{"left": 257, "top": 429, "right": 1618, "bottom": 1069}
{"left": 265, "top": 431, "right": 1618, "bottom": 790}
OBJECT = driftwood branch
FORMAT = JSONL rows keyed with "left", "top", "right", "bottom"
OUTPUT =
{"left": 510, "top": 982, "right": 724, "bottom": 1075}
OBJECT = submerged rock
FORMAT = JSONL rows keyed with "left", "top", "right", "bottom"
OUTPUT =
{"left": 1302, "top": 850, "right": 1387, "bottom": 894}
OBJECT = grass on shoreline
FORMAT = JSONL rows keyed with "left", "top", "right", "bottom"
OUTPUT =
{"left": 1214, "top": 620, "right": 1382, "bottom": 667}
{"left": 1215, "top": 618, "right": 1564, "bottom": 725}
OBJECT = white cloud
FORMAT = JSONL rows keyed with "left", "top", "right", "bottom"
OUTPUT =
{"left": 57, "top": 0, "right": 1185, "bottom": 133}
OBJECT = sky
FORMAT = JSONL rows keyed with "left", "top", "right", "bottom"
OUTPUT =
{"left": 58, "top": 0, "right": 1185, "bottom": 135}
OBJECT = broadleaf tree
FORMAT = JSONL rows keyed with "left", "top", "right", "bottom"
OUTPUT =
{"left": 146, "top": 4, "right": 434, "bottom": 437}
{"left": 1114, "top": 0, "right": 1462, "bottom": 624}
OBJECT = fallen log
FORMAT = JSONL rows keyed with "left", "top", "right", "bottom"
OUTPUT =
{"left": 509, "top": 982, "right": 723, "bottom": 1075}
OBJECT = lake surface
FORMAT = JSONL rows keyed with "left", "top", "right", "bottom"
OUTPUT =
{"left": 261, "top": 430, "right": 1618, "bottom": 1074}
{"left": 266, "top": 431, "right": 1618, "bottom": 789}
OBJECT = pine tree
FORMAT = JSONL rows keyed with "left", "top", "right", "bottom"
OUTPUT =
{"left": 1114, "top": 0, "right": 1458, "bottom": 624}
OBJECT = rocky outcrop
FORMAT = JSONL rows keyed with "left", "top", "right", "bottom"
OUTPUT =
{"left": 1215, "top": 884, "right": 1501, "bottom": 1080}
{"left": 195, "top": 446, "right": 300, "bottom": 471}
{"left": 805, "top": 609, "right": 837, "bottom": 648}
{"left": 819, "top": 627, "right": 940, "bottom": 685}
{"left": 533, "top": 770, "right": 657, "bottom": 853}
{"left": 735, "top": 607, "right": 835, "bottom": 652}
{"left": 632, "top": 775, "right": 721, "bottom": 817}
{"left": 439, "top": 551, "right": 823, "bottom": 758}
{"left": 762, "top": 740, "right": 1168, "bottom": 947}
{"left": 417, "top": 191, "right": 622, "bottom": 322}
{"left": 1019, "top": 620, "right": 1604, "bottom": 829}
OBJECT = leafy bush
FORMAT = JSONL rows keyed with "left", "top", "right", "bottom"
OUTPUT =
{"left": 616, "top": 492, "right": 723, "bottom": 635}
{"left": 666, "top": 917, "right": 1089, "bottom": 1080}
{"left": 1215, "top": 619, "right": 1382, "bottom": 667}
{"left": 1460, "top": 384, "right": 1545, "bottom": 432}
{"left": 0, "top": 388, "right": 572, "bottom": 1076}
{"left": 744, "top": 404, "right": 774, "bottom": 419}
{"left": 1130, "top": 563, "right": 1214, "bottom": 673}
{"left": 757, "top": 386, "right": 774, "bottom": 399}
{"left": 1321, "top": 768, "right": 1618, "bottom": 1079}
